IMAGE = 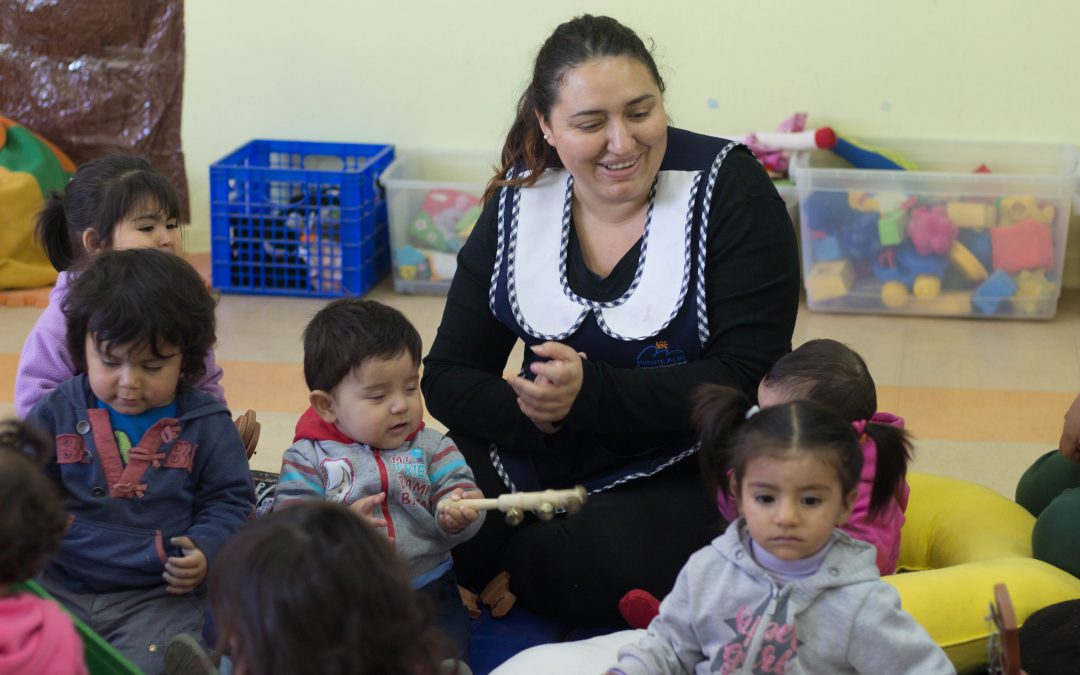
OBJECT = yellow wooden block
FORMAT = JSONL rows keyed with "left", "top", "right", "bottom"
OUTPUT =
{"left": 946, "top": 201, "right": 996, "bottom": 229}
{"left": 807, "top": 259, "right": 855, "bottom": 302}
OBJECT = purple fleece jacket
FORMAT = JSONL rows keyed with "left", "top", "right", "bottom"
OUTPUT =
{"left": 14, "top": 271, "right": 226, "bottom": 417}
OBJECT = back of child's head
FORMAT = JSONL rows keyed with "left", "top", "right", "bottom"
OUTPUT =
{"left": 762, "top": 338, "right": 877, "bottom": 422}
{"left": 302, "top": 299, "right": 422, "bottom": 393}
{"left": 0, "top": 420, "right": 67, "bottom": 587}
{"left": 63, "top": 248, "right": 215, "bottom": 384}
{"left": 695, "top": 384, "right": 864, "bottom": 502}
{"left": 36, "top": 153, "right": 181, "bottom": 271}
{"left": 208, "top": 501, "right": 447, "bottom": 675}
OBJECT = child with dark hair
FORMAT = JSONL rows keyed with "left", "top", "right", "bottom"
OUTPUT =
{"left": 25, "top": 248, "right": 254, "bottom": 675}
{"left": 732, "top": 338, "right": 912, "bottom": 576}
{"left": 15, "top": 153, "right": 225, "bottom": 417}
{"left": 0, "top": 419, "right": 86, "bottom": 675}
{"left": 193, "top": 501, "right": 453, "bottom": 675}
{"left": 619, "top": 339, "right": 913, "bottom": 629}
{"left": 274, "top": 299, "right": 483, "bottom": 663}
{"left": 609, "top": 387, "right": 952, "bottom": 674}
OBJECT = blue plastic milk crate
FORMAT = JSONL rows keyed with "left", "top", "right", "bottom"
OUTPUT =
{"left": 210, "top": 140, "right": 395, "bottom": 297}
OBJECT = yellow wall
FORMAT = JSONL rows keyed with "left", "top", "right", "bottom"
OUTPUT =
{"left": 183, "top": 0, "right": 1080, "bottom": 279}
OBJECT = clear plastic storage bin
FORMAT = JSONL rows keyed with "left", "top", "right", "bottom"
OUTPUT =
{"left": 792, "top": 139, "right": 1078, "bottom": 319}
{"left": 379, "top": 152, "right": 496, "bottom": 294}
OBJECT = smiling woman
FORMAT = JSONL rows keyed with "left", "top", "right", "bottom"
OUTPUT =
{"left": 421, "top": 14, "right": 801, "bottom": 626}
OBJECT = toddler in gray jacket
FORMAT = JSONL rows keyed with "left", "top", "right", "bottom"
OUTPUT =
{"left": 609, "top": 385, "right": 954, "bottom": 675}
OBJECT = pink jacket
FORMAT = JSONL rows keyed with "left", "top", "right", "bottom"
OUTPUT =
{"left": 14, "top": 271, "right": 226, "bottom": 417}
{"left": 717, "top": 412, "right": 909, "bottom": 576}
{"left": 0, "top": 592, "right": 87, "bottom": 675}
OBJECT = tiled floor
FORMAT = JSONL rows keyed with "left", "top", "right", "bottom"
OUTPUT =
{"left": 4, "top": 278, "right": 1077, "bottom": 499}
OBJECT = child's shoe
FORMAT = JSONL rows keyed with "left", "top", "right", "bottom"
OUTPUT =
{"left": 618, "top": 589, "right": 661, "bottom": 629}
{"left": 164, "top": 632, "right": 218, "bottom": 675}
{"left": 479, "top": 571, "right": 516, "bottom": 618}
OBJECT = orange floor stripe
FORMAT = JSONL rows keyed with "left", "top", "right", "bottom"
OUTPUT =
{"left": 883, "top": 385, "right": 1069, "bottom": 445}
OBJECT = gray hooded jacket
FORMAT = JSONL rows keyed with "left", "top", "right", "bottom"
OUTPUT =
{"left": 613, "top": 520, "right": 955, "bottom": 674}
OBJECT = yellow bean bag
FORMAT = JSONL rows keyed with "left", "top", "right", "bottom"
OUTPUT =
{"left": 886, "top": 472, "right": 1080, "bottom": 673}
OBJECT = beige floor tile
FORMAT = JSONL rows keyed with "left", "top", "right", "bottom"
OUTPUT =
{"left": 794, "top": 310, "right": 907, "bottom": 386}
{"left": 909, "top": 439, "right": 1050, "bottom": 499}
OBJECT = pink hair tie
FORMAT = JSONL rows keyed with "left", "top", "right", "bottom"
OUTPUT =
{"left": 852, "top": 419, "right": 869, "bottom": 435}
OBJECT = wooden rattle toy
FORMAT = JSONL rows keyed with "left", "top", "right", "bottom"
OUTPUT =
{"left": 439, "top": 486, "right": 587, "bottom": 526}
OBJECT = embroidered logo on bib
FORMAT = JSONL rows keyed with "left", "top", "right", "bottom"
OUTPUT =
{"left": 635, "top": 340, "right": 687, "bottom": 369}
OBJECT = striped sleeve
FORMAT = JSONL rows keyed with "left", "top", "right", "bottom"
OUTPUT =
{"left": 429, "top": 434, "right": 485, "bottom": 542}
{"left": 272, "top": 441, "right": 326, "bottom": 509}
{"left": 430, "top": 437, "right": 479, "bottom": 503}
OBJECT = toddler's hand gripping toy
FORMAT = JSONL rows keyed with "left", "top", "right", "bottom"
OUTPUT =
{"left": 439, "top": 486, "right": 587, "bottom": 526}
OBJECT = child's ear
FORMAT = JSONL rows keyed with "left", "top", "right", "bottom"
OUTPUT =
{"left": 837, "top": 488, "right": 859, "bottom": 526}
{"left": 309, "top": 390, "right": 337, "bottom": 424}
{"left": 82, "top": 228, "right": 102, "bottom": 253}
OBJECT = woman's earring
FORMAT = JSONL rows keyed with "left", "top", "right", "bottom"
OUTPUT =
{"left": 543, "top": 134, "right": 549, "bottom": 142}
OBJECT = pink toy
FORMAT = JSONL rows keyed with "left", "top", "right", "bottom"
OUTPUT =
{"left": 907, "top": 205, "right": 958, "bottom": 256}
{"left": 744, "top": 113, "right": 837, "bottom": 177}
{"left": 421, "top": 189, "right": 480, "bottom": 218}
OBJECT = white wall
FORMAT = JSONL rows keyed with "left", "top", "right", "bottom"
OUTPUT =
{"left": 182, "top": 0, "right": 1080, "bottom": 280}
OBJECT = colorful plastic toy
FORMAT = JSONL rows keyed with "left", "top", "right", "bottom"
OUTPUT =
{"left": 947, "top": 240, "right": 989, "bottom": 282}
{"left": 973, "top": 269, "right": 1019, "bottom": 315}
{"left": 946, "top": 201, "right": 997, "bottom": 229}
{"left": 802, "top": 191, "right": 856, "bottom": 233}
{"left": 912, "top": 274, "right": 942, "bottom": 300}
{"left": 807, "top": 259, "right": 855, "bottom": 301}
{"left": 959, "top": 229, "right": 993, "bottom": 270}
{"left": 395, "top": 245, "right": 432, "bottom": 281}
{"left": 831, "top": 135, "right": 916, "bottom": 170}
{"left": 895, "top": 242, "right": 948, "bottom": 278}
{"left": 838, "top": 211, "right": 881, "bottom": 259}
{"left": 878, "top": 210, "right": 907, "bottom": 246}
{"left": 998, "top": 196, "right": 1055, "bottom": 227}
{"left": 881, "top": 280, "right": 909, "bottom": 308}
{"left": 810, "top": 232, "right": 843, "bottom": 262}
{"left": 990, "top": 220, "right": 1054, "bottom": 274}
{"left": 1012, "top": 269, "right": 1056, "bottom": 317}
{"left": 907, "top": 205, "right": 958, "bottom": 256}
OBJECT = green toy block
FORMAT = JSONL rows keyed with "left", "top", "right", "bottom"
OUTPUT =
{"left": 878, "top": 210, "right": 907, "bottom": 247}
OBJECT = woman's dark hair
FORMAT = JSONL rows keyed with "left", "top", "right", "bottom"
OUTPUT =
{"left": 695, "top": 385, "right": 865, "bottom": 506}
{"left": 759, "top": 339, "right": 911, "bottom": 515}
{"left": 35, "top": 153, "right": 182, "bottom": 271}
{"left": 302, "top": 299, "right": 422, "bottom": 393}
{"left": 483, "top": 14, "right": 665, "bottom": 203}
{"left": 208, "top": 502, "right": 448, "bottom": 675}
{"left": 64, "top": 248, "right": 216, "bottom": 383}
{"left": 0, "top": 420, "right": 67, "bottom": 585}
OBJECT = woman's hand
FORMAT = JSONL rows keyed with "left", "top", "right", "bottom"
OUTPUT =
{"left": 1059, "top": 393, "right": 1080, "bottom": 462}
{"left": 508, "top": 342, "right": 585, "bottom": 433}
